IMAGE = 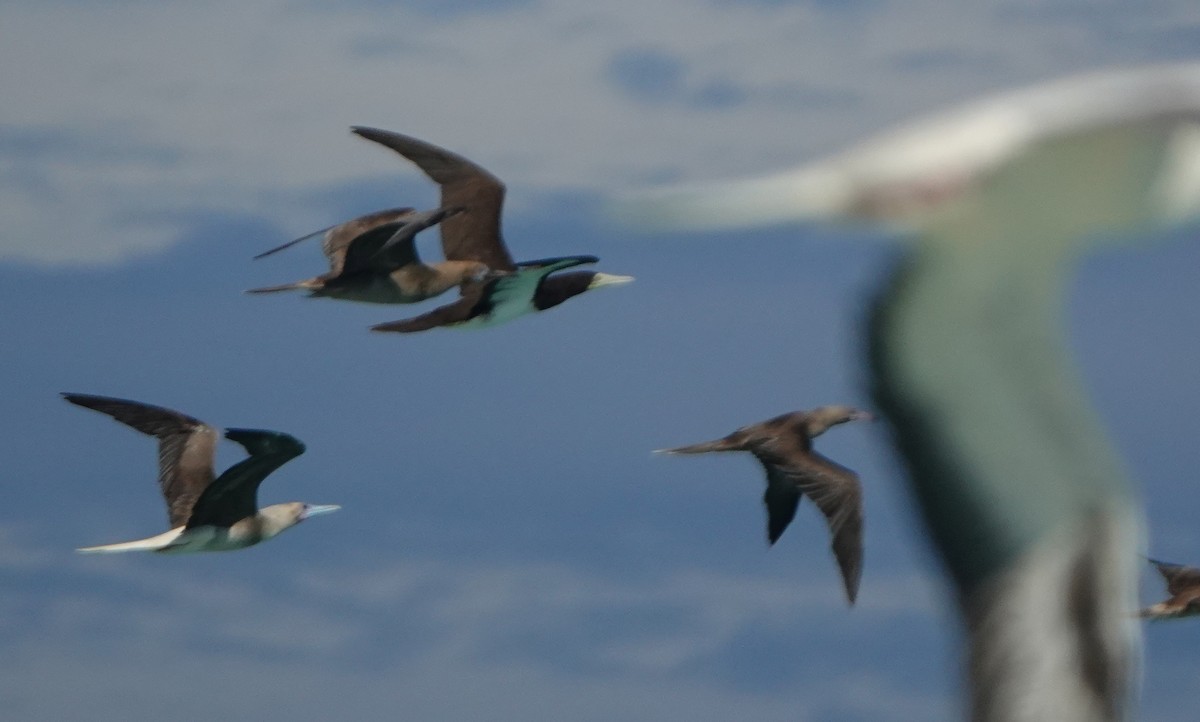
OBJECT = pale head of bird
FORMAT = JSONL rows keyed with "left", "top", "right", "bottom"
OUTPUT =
{"left": 803, "top": 405, "right": 875, "bottom": 438}
{"left": 533, "top": 270, "right": 635, "bottom": 311}
{"left": 258, "top": 502, "right": 341, "bottom": 538}
{"left": 587, "top": 272, "right": 636, "bottom": 290}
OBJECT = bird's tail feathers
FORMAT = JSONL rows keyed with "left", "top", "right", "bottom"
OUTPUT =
{"left": 654, "top": 437, "right": 741, "bottom": 455}
{"left": 77, "top": 528, "right": 184, "bottom": 554}
{"left": 1137, "top": 603, "right": 1172, "bottom": 620}
{"left": 245, "top": 278, "right": 320, "bottom": 294}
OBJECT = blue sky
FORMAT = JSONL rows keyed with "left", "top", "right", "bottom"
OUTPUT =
{"left": 2, "top": 1, "right": 1200, "bottom": 720}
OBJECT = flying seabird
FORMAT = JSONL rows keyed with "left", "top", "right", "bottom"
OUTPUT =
{"left": 349, "top": 126, "right": 633, "bottom": 331}
{"left": 627, "top": 63, "right": 1200, "bottom": 720}
{"left": 247, "top": 206, "right": 490, "bottom": 304}
{"left": 1140, "top": 558, "right": 1200, "bottom": 620}
{"left": 63, "top": 393, "right": 339, "bottom": 553}
{"left": 656, "top": 406, "right": 874, "bottom": 605}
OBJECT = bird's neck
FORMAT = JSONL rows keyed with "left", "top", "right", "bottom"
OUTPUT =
{"left": 229, "top": 510, "right": 295, "bottom": 542}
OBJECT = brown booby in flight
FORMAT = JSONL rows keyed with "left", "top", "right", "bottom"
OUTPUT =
{"left": 349, "top": 126, "right": 633, "bottom": 331}
{"left": 247, "top": 206, "right": 490, "bottom": 304}
{"left": 1140, "top": 559, "right": 1200, "bottom": 620}
{"left": 656, "top": 406, "right": 874, "bottom": 605}
{"left": 63, "top": 393, "right": 339, "bottom": 553}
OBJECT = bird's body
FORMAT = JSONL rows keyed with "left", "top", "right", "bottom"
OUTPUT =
{"left": 1140, "top": 558, "right": 1200, "bottom": 619}
{"left": 349, "top": 127, "right": 632, "bottom": 331}
{"left": 248, "top": 206, "right": 487, "bottom": 305}
{"left": 63, "top": 393, "right": 338, "bottom": 554}
{"left": 657, "top": 406, "right": 873, "bottom": 605}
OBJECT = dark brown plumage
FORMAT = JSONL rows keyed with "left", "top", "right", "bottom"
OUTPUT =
{"left": 350, "top": 127, "right": 516, "bottom": 271}
{"left": 656, "top": 405, "right": 874, "bottom": 605}
{"left": 248, "top": 206, "right": 489, "bottom": 304}
{"left": 1140, "top": 559, "right": 1200, "bottom": 619}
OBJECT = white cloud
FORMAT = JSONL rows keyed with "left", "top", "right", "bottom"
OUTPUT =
{"left": 3, "top": 0, "right": 1198, "bottom": 262}
{"left": 0, "top": 537, "right": 945, "bottom": 714}
{"left": 0, "top": 521, "right": 949, "bottom": 721}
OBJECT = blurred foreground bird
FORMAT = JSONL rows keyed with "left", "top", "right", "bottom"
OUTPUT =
{"left": 350, "top": 127, "right": 633, "bottom": 331}
{"left": 628, "top": 62, "right": 1200, "bottom": 720}
{"left": 1140, "top": 558, "right": 1200, "bottom": 619}
{"left": 248, "top": 206, "right": 489, "bottom": 304}
{"left": 64, "top": 393, "right": 339, "bottom": 553}
{"left": 656, "top": 406, "right": 873, "bottom": 605}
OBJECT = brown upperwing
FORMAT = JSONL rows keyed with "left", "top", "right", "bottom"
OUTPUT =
{"left": 751, "top": 425, "right": 863, "bottom": 605}
{"left": 351, "top": 127, "right": 516, "bottom": 272}
{"left": 370, "top": 280, "right": 491, "bottom": 333}
{"left": 1152, "top": 560, "right": 1200, "bottom": 596}
{"left": 251, "top": 206, "right": 414, "bottom": 268}
{"left": 322, "top": 208, "right": 418, "bottom": 276}
{"left": 62, "top": 393, "right": 217, "bottom": 528}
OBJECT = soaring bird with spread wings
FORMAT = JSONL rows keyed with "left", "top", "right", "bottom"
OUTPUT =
{"left": 64, "top": 393, "right": 338, "bottom": 554}
{"left": 657, "top": 406, "right": 873, "bottom": 605}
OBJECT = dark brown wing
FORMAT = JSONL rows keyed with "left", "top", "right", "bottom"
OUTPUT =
{"left": 757, "top": 449, "right": 863, "bottom": 605}
{"left": 355, "top": 206, "right": 466, "bottom": 273}
{"left": 1149, "top": 559, "right": 1200, "bottom": 596}
{"left": 323, "top": 207, "right": 418, "bottom": 276}
{"left": 62, "top": 393, "right": 216, "bottom": 528}
{"left": 339, "top": 221, "right": 417, "bottom": 275}
{"left": 762, "top": 466, "right": 803, "bottom": 545}
{"left": 252, "top": 207, "right": 414, "bottom": 268}
{"left": 370, "top": 282, "right": 490, "bottom": 333}
{"left": 186, "top": 429, "right": 305, "bottom": 528}
{"left": 351, "top": 127, "right": 516, "bottom": 271}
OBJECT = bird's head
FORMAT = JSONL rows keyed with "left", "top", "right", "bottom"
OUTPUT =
{"left": 586, "top": 271, "right": 636, "bottom": 290}
{"left": 259, "top": 502, "right": 341, "bottom": 537}
{"left": 531, "top": 270, "right": 635, "bottom": 311}
{"left": 804, "top": 405, "right": 875, "bottom": 438}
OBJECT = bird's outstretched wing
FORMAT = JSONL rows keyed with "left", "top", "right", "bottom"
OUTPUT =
{"left": 351, "top": 127, "right": 515, "bottom": 271}
{"left": 185, "top": 429, "right": 305, "bottom": 529}
{"left": 760, "top": 453, "right": 863, "bottom": 605}
{"left": 352, "top": 206, "right": 465, "bottom": 274}
{"left": 370, "top": 285, "right": 489, "bottom": 333}
{"left": 253, "top": 207, "right": 416, "bottom": 272}
{"left": 62, "top": 393, "right": 217, "bottom": 528}
{"left": 1149, "top": 559, "right": 1200, "bottom": 596}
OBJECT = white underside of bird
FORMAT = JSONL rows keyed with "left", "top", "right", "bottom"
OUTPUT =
{"left": 75, "top": 526, "right": 238, "bottom": 554}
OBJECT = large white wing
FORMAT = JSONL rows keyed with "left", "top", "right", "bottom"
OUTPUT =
{"left": 623, "top": 63, "right": 1200, "bottom": 237}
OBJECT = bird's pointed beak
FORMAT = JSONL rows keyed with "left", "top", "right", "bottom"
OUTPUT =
{"left": 850, "top": 410, "right": 876, "bottom": 422}
{"left": 302, "top": 504, "right": 341, "bottom": 519}
{"left": 588, "top": 273, "right": 635, "bottom": 289}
